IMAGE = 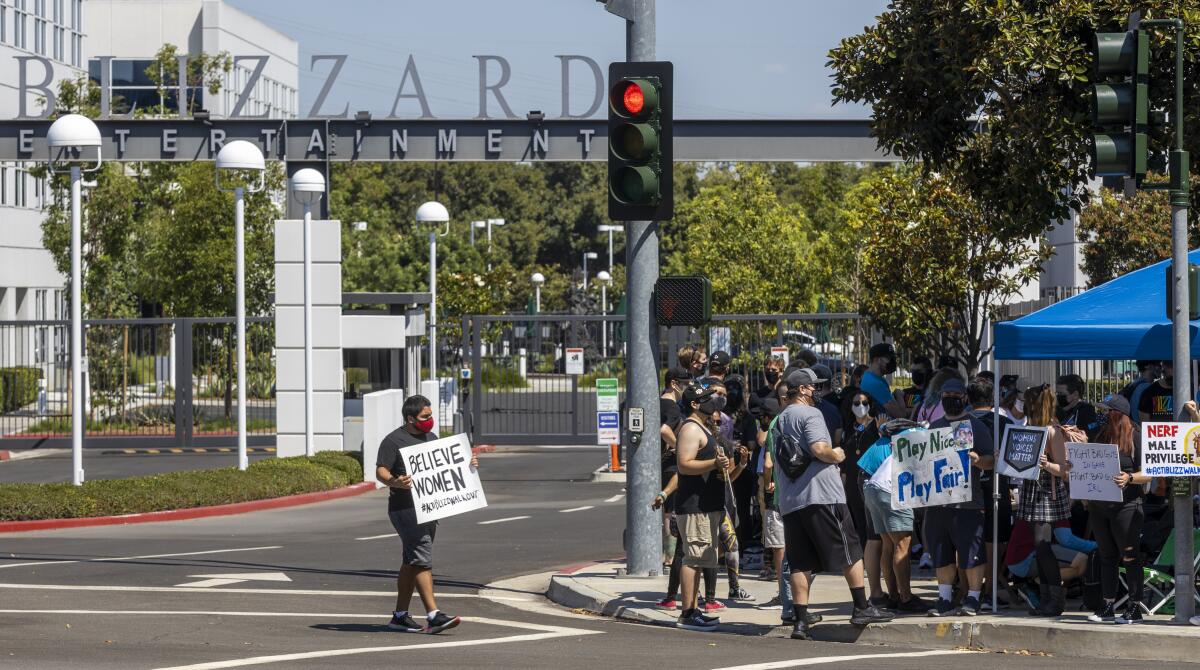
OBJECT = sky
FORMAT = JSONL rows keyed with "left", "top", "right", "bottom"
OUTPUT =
{"left": 225, "top": 0, "right": 890, "bottom": 120}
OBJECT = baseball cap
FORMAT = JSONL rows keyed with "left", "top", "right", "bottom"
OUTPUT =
{"left": 810, "top": 363, "right": 834, "bottom": 385}
{"left": 682, "top": 384, "right": 716, "bottom": 404}
{"left": 869, "top": 342, "right": 896, "bottom": 361}
{"left": 709, "top": 350, "right": 732, "bottom": 367}
{"left": 1099, "top": 394, "right": 1132, "bottom": 416}
{"left": 785, "top": 368, "right": 827, "bottom": 389}
{"left": 940, "top": 378, "right": 968, "bottom": 395}
{"left": 663, "top": 367, "right": 691, "bottom": 387}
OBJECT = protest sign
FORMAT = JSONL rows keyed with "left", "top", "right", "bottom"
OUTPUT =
{"left": 402, "top": 434, "right": 488, "bottom": 524}
{"left": 1067, "top": 442, "right": 1122, "bottom": 503}
{"left": 890, "top": 420, "right": 973, "bottom": 509}
{"left": 997, "top": 425, "right": 1048, "bottom": 481}
{"left": 1141, "top": 422, "right": 1200, "bottom": 477}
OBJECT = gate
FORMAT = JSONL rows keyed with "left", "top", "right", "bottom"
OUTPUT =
{"left": 463, "top": 312, "right": 865, "bottom": 446}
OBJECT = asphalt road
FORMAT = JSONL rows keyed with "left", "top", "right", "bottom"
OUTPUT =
{"left": 0, "top": 451, "right": 276, "bottom": 484}
{"left": 0, "top": 448, "right": 1185, "bottom": 669}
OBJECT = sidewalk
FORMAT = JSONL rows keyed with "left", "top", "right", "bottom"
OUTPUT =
{"left": 548, "top": 560, "right": 1199, "bottom": 663}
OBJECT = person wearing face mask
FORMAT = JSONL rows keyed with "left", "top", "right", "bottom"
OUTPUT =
{"left": 774, "top": 369, "right": 894, "bottom": 640}
{"left": 376, "top": 395, "right": 478, "bottom": 634}
{"left": 1138, "top": 360, "right": 1175, "bottom": 423}
{"left": 902, "top": 356, "right": 933, "bottom": 415}
{"left": 999, "top": 376, "right": 1029, "bottom": 426}
{"left": 672, "top": 384, "right": 732, "bottom": 631}
{"left": 925, "top": 378, "right": 996, "bottom": 617}
{"left": 1055, "top": 374, "right": 1099, "bottom": 441}
{"left": 1119, "top": 361, "right": 1160, "bottom": 427}
{"left": 841, "top": 393, "right": 887, "bottom": 607}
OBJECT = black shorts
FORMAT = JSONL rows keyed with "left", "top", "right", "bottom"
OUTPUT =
{"left": 925, "top": 507, "right": 986, "bottom": 569}
{"left": 983, "top": 494, "right": 1014, "bottom": 544}
{"left": 782, "top": 504, "right": 863, "bottom": 574}
{"left": 388, "top": 508, "right": 438, "bottom": 569}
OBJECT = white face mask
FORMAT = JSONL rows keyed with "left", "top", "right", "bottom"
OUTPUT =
{"left": 852, "top": 404, "right": 870, "bottom": 419}
{"left": 1014, "top": 398, "right": 1025, "bottom": 413}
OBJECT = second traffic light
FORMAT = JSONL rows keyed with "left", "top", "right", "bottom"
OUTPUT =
{"left": 608, "top": 61, "right": 673, "bottom": 221}
{"left": 1089, "top": 30, "right": 1148, "bottom": 178}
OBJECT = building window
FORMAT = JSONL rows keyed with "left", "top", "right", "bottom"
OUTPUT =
{"left": 13, "top": 0, "right": 26, "bottom": 49}
{"left": 0, "top": 164, "right": 8, "bottom": 206}
{"left": 14, "top": 166, "right": 26, "bottom": 208}
{"left": 88, "top": 58, "right": 205, "bottom": 115}
{"left": 1, "top": 2, "right": 8, "bottom": 45}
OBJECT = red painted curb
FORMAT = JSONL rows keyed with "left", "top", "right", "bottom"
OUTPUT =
{"left": 558, "top": 557, "right": 625, "bottom": 575}
{"left": 0, "top": 481, "right": 376, "bottom": 533}
{"left": 0, "top": 450, "right": 9, "bottom": 461}
{"left": 473, "top": 445, "right": 495, "bottom": 454}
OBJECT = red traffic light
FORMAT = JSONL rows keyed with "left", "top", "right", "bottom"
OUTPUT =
{"left": 622, "top": 82, "right": 645, "bottom": 114}
{"left": 610, "top": 78, "right": 658, "bottom": 118}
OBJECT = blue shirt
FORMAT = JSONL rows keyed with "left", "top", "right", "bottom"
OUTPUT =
{"left": 860, "top": 370, "right": 892, "bottom": 407}
{"left": 857, "top": 436, "right": 891, "bottom": 477}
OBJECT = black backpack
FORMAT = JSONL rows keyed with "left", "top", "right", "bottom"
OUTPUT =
{"left": 772, "top": 423, "right": 814, "bottom": 480}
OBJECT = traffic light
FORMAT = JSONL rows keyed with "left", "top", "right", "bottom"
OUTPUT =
{"left": 655, "top": 276, "right": 711, "bottom": 326}
{"left": 1088, "top": 30, "right": 1149, "bottom": 178}
{"left": 608, "top": 61, "right": 673, "bottom": 221}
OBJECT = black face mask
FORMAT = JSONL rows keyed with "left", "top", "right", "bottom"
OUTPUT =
{"left": 884, "top": 358, "right": 897, "bottom": 375}
{"left": 941, "top": 396, "right": 966, "bottom": 417}
{"left": 764, "top": 370, "right": 780, "bottom": 385}
{"left": 1056, "top": 393, "right": 1070, "bottom": 408}
{"left": 697, "top": 399, "right": 718, "bottom": 416}
{"left": 712, "top": 395, "right": 727, "bottom": 412}
{"left": 911, "top": 370, "right": 929, "bottom": 388}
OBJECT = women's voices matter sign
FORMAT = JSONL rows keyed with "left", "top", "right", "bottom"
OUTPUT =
{"left": 890, "top": 421, "right": 974, "bottom": 509}
{"left": 401, "top": 434, "right": 489, "bottom": 524}
{"left": 1141, "top": 422, "right": 1200, "bottom": 477}
{"left": 997, "top": 425, "right": 1048, "bottom": 481}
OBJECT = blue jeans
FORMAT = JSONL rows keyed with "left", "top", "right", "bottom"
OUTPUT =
{"left": 779, "top": 557, "right": 794, "bottom": 617}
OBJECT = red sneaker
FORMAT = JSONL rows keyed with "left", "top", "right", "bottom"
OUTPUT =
{"left": 656, "top": 597, "right": 679, "bottom": 610}
{"left": 701, "top": 599, "right": 726, "bottom": 612}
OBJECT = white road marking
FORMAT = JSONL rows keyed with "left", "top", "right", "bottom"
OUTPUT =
{"left": 559, "top": 506, "right": 594, "bottom": 513}
{"left": 0, "top": 609, "right": 384, "bottom": 618}
{"left": 710, "top": 649, "right": 971, "bottom": 670}
{"left": 0, "top": 545, "right": 282, "bottom": 570}
{"left": 149, "top": 617, "right": 602, "bottom": 670}
{"left": 354, "top": 533, "right": 395, "bottom": 541}
{"left": 604, "top": 494, "right": 624, "bottom": 503}
{"left": 174, "top": 572, "right": 292, "bottom": 588}
{"left": 477, "top": 515, "right": 530, "bottom": 525}
{"left": 0, "top": 582, "right": 524, "bottom": 600}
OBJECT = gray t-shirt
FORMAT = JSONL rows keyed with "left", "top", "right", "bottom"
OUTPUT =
{"left": 773, "top": 403, "right": 841, "bottom": 514}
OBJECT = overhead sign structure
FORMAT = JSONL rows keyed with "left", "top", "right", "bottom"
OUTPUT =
{"left": 402, "top": 434, "right": 488, "bottom": 524}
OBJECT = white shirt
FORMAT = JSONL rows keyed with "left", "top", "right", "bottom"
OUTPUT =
{"left": 867, "top": 454, "right": 894, "bottom": 493}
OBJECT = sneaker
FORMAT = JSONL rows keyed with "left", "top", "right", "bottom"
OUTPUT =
{"left": 980, "top": 595, "right": 1008, "bottom": 612}
{"left": 1115, "top": 604, "right": 1143, "bottom": 625}
{"left": 790, "top": 621, "right": 810, "bottom": 640}
{"left": 927, "top": 598, "right": 955, "bottom": 617}
{"left": 758, "top": 569, "right": 776, "bottom": 581}
{"left": 896, "top": 596, "right": 931, "bottom": 613}
{"left": 802, "top": 610, "right": 823, "bottom": 626}
{"left": 700, "top": 598, "right": 726, "bottom": 613}
{"left": 917, "top": 553, "right": 933, "bottom": 570}
{"left": 757, "top": 596, "right": 783, "bottom": 610}
{"left": 728, "top": 587, "right": 756, "bottom": 603}
{"left": 1088, "top": 602, "right": 1117, "bottom": 623}
{"left": 425, "top": 611, "right": 461, "bottom": 634}
{"left": 869, "top": 595, "right": 893, "bottom": 609}
{"left": 1189, "top": 615, "right": 1200, "bottom": 626}
{"left": 677, "top": 609, "right": 720, "bottom": 632}
{"left": 386, "top": 612, "right": 424, "bottom": 633}
{"left": 850, "top": 604, "right": 895, "bottom": 625}
{"left": 655, "top": 597, "right": 680, "bottom": 610}
{"left": 958, "top": 596, "right": 980, "bottom": 616}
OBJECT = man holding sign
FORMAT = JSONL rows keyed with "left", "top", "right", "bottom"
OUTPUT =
{"left": 925, "top": 379, "right": 995, "bottom": 617}
{"left": 376, "top": 395, "right": 480, "bottom": 634}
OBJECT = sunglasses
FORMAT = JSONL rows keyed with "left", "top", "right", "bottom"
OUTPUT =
{"left": 851, "top": 401, "right": 869, "bottom": 407}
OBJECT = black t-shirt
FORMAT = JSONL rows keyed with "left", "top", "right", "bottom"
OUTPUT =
{"left": 840, "top": 420, "right": 879, "bottom": 479}
{"left": 1138, "top": 383, "right": 1174, "bottom": 422}
{"left": 660, "top": 397, "right": 682, "bottom": 433}
{"left": 376, "top": 426, "right": 433, "bottom": 511}
{"left": 1057, "top": 401, "right": 1100, "bottom": 440}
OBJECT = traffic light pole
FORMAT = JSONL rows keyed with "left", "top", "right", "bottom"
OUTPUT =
{"left": 608, "top": 0, "right": 662, "bottom": 577}
{"left": 1142, "top": 17, "right": 1194, "bottom": 622}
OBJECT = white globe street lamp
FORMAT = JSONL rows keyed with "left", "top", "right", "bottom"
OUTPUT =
{"left": 216, "top": 141, "right": 265, "bottom": 471}
{"left": 416, "top": 201, "right": 450, "bottom": 383}
{"left": 530, "top": 272, "right": 545, "bottom": 313}
{"left": 290, "top": 168, "right": 325, "bottom": 457}
{"left": 47, "top": 114, "right": 102, "bottom": 486}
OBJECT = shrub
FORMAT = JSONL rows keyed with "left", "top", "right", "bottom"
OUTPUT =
{"left": 0, "top": 367, "right": 42, "bottom": 412}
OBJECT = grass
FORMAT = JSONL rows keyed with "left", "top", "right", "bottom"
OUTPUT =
{"left": 0, "top": 451, "right": 362, "bottom": 521}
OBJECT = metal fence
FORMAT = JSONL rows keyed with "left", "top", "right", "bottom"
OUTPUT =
{"left": 462, "top": 313, "right": 868, "bottom": 445}
{"left": 0, "top": 317, "right": 275, "bottom": 446}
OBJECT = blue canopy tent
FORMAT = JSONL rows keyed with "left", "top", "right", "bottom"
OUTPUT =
{"left": 987, "top": 251, "right": 1200, "bottom": 616}
{"left": 995, "top": 250, "right": 1200, "bottom": 361}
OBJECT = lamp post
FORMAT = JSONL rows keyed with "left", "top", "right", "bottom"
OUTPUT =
{"left": 530, "top": 272, "right": 545, "bottom": 313}
{"left": 485, "top": 218, "right": 505, "bottom": 271}
{"left": 47, "top": 114, "right": 102, "bottom": 486}
{"left": 582, "top": 251, "right": 598, "bottom": 290}
{"left": 470, "top": 220, "right": 484, "bottom": 246}
{"left": 290, "top": 168, "right": 325, "bottom": 457}
{"left": 598, "top": 224, "right": 623, "bottom": 272}
{"left": 215, "top": 140, "right": 265, "bottom": 471}
{"left": 416, "top": 202, "right": 450, "bottom": 383}
{"left": 597, "top": 270, "right": 611, "bottom": 358}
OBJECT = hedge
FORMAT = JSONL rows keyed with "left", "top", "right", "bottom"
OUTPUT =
{"left": 0, "top": 366, "right": 41, "bottom": 412}
{"left": 0, "top": 451, "right": 362, "bottom": 521}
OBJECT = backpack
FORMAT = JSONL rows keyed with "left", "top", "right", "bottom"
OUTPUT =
{"left": 771, "top": 422, "right": 814, "bottom": 480}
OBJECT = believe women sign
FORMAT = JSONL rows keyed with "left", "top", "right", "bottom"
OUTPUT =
{"left": 402, "top": 434, "right": 489, "bottom": 523}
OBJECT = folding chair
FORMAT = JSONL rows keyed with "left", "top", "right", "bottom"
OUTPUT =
{"left": 1117, "top": 529, "right": 1200, "bottom": 615}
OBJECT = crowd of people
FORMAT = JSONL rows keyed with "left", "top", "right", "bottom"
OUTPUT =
{"left": 655, "top": 344, "right": 1200, "bottom": 637}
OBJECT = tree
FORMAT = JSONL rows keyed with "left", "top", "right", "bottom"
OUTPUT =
{"left": 1077, "top": 188, "right": 1193, "bottom": 287}
{"left": 828, "top": 1, "right": 1200, "bottom": 236}
{"left": 843, "top": 168, "right": 1049, "bottom": 373}
{"left": 661, "top": 165, "right": 824, "bottom": 314}
{"left": 147, "top": 44, "right": 232, "bottom": 115}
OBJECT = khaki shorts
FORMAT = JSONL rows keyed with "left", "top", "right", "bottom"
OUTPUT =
{"left": 678, "top": 511, "right": 723, "bottom": 568}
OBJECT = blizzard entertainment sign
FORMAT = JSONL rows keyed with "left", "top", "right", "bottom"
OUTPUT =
{"left": 12, "top": 53, "right": 607, "bottom": 120}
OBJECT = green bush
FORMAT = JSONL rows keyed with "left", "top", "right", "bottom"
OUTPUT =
{"left": 0, "top": 367, "right": 42, "bottom": 412}
{"left": 482, "top": 361, "right": 528, "bottom": 390}
{"left": 0, "top": 451, "right": 361, "bottom": 521}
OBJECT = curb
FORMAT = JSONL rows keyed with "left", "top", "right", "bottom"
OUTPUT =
{"left": 0, "top": 450, "right": 8, "bottom": 461}
{"left": 591, "top": 463, "right": 626, "bottom": 483}
{"left": 0, "top": 481, "right": 376, "bottom": 533}
{"left": 547, "top": 571, "right": 1200, "bottom": 663}
{"left": 473, "top": 445, "right": 496, "bottom": 454}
